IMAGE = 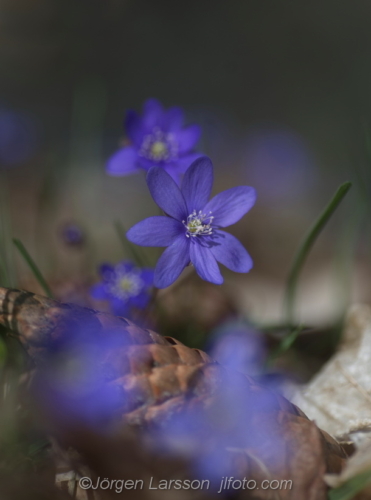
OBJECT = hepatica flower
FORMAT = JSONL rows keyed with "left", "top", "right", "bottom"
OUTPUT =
{"left": 127, "top": 157, "right": 256, "bottom": 288}
{"left": 90, "top": 261, "right": 154, "bottom": 316}
{"left": 106, "top": 98, "right": 202, "bottom": 182}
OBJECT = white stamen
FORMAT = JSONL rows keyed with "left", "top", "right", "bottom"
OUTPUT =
{"left": 183, "top": 210, "right": 214, "bottom": 238}
{"left": 139, "top": 128, "right": 178, "bottom": 162}
{"left": 108, "top": 271, "right": 143, "bottom": 299}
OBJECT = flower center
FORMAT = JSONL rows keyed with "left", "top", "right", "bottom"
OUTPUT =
{"left": 150, "top": 141, "right": 168, "bottom": 159}
{"left": 109, "top": 271, "right": 143, "bottom": 299}
{"left": 183, "top": 210, "right": 214, "bottom": 238}
{"left": 139, "top": 128, "right": 177, "bottom": 162}
{"left": 119, "top": 277, "right": 135, "bottom": 292}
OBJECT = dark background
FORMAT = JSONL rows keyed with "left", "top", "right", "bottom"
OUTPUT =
{"left": 1, "top": 0, "right": 371, "bottom": 164}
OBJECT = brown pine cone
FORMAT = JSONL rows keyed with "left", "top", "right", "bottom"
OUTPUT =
{"left": 0, "top": 287, "right": 347, "bottom": 499}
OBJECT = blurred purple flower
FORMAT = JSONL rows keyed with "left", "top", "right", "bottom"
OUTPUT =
{"left": 60, "top": 222, "right": 85, "bottom": 247}
{"left": 149, "top": 325, "right": 282, "bottom": 486}
{"left": 106, "top": 98, "right": 202, "bottom": 183}
{"left": 33, "top": 333, "right": 131, "bottom": 426}
{"left": 0, "top": 109, "right": 39, "bottom": 167}
{"left": 208, "top": 322, "right": 266, "bottom": 376}
{"left": 127, "top": 157, "right": 256, "bottom": 288}
{"left": 90, "top": 261, "right": 154, "bottom": 316}
{"left": 243, "top": 129, "right": 317, "bottom": 202}
{"left": 152, "top": 363, "right": 285, "bottom": 487}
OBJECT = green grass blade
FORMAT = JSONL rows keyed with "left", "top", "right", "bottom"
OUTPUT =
{"left": 285, "top": 181, "right": 352, "bottom": 325}
{"left": 364, "top": 123, "right": 371, "bottom": 164}
{"left": 13, "top": 238, "right": 53, "bottom": 298}
{"left": 328, "top": 469, "right": 371, "bottom": 500}
{"left": 0, "top": 171, "right": 16, "bottom": 287}
{"left": 265, "top": 324, "right": 303, "bottom": 367}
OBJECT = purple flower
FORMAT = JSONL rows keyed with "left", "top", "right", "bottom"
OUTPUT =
{"left": 90, "top": 261, "right": 154, "bottom": 316}
{"left": 106, "top": 98, "right": 202, "bottom": 183}
{"left": 59, "top": 222, "right": 85, "bottom": 247}
{"left": 0, "top": 109, "right": 39, "bottom": 167}
{"left": 127, "top": 157, "right": 256, "bottom": 288}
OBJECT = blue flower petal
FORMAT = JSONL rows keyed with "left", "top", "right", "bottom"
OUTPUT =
{"left": 154, "top": 235, "right": 190, "bottom": 288}
{"left": 161, "top": 164, "right": 183, "bottom": 184}
{"left": 142, "top": 98, "right": 163, "bottom": 130}
{"left": 127, "top": 216, "right": 183, "bottom": 247}
{"left": 98, "top": 264, "right": 116, "bottom": 282}
{"left": 176, "top": 125, "right": 202, "bottom": 153}
{"left": 204, "top": 186, "right": 256, "bottom": 228}
{"left": 189, "top": 240, "right": 223, "bottom": 285}
{"left": 130, "top": 292, "right": 151, "bottom": 309}
{"left": 125, "top": 110, "right": 145, "bottom": 146}
{"left": 209, "top": 230, "right": 253, "bottom": 273}
{"left": 137, "top": 156, "right": 158, "bottom": 170}
{"left": 172, "top": 152, "right": 205, "bottom": 172}
{"left": 181, "top": 156, "right": 214, "bottom": 213}
{"left": 116, "top": 261, "right": 135, "bottom": 273}
{"left": 140, "top": 268, "right": 155, "bottom": 285}
{"left": 162, "top": 153, "right": 205, "bottom": 184}
{"left": 90, "top": 283, "right": 109, "bottom": 300}
{"left": 111, "top": 298, "right": 130, "bottom": 317}
{"left": 162, "top": 106, "right": 184, "bottom": 131}
{"left": 106, "top": 146, "right": 139, "bottom": 176}
{"left": 147, "top": 167, "right": 187, "bottom": 221}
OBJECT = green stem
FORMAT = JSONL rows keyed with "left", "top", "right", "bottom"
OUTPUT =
{"left": 284, "top": 181, "right": 352, "bottom": 325}
{"left": 265, "top": 324, "right": 303, "bottom": 367}
{"left": 13, "top": 238, "right": 53, "bottom": 298}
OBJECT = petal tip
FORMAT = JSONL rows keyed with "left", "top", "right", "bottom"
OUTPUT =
{"left": 212, "top": 276, "right": 224, "bottom": 285}
{"left": 125, "top": 226, "right": 137, "bottom": 244}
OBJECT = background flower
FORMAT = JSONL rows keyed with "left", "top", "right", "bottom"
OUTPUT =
{"left": 106, "top": 98, "right": 202, "bottom": 182}
{"left": 90, "top": 260, "right": 154, "bottom": 316}
{"left": 0, "top": 108, "right": 39, "bottom": 168}
{"left": 127, "top": 157, "right": 256, "bottom": 288}
{"left": 59, "top": 222, "right": 85, "bottom": 247}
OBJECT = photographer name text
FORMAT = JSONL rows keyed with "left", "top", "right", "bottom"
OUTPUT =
{"left": 79, "top": 476, "right": 292, "bottom": 493}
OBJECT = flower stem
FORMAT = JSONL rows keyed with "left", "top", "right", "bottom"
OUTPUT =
{"left": 284, "top": 181, "right": 352, "bottom": 325}
{"left": 13, "top": 238, "right": 53, "bottom": 298}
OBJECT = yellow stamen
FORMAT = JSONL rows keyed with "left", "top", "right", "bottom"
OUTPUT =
{"left": 119, "top": 278, "right": 134, "bottom": 292}
{"left": 150, "top": 141, "right": 168, "bottom": 160}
